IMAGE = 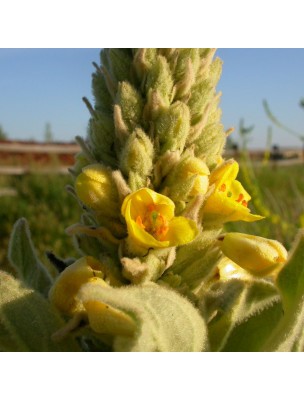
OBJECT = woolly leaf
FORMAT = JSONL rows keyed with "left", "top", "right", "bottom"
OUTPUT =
{"left": 262, "top": 230, "right": 304, "bottom": 351}
{"left": 0, "top": 271, "right": 81, "bottom": 351}
{"left": 78, "top": 282, "right": 208, "bottom": 352}
{"left": 205, "top": 278, "right": 282, "bottom": 351}
{"left": 8, "top": 218, "right": 53, "bottom": 297}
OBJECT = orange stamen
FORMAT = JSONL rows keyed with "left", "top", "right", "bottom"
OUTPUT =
{"left": 219, "top": 183, "right": 226, "bottom": 192}
{"left": 147, "top": 203, "right": 156, "bottom": 212}
{"left": 155, "top": 215, "right": 169, "bottom": 239}
{"left": 136, "top": 215, "right": 146, "bottom": 230}
{"left": 236, "top": 194, "right": 244, "bottom": 203}
{"left": 241, "top": 200, "right": 248, "bottom": 207}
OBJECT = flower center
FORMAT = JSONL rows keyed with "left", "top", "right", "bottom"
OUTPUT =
{"left": 136, "top": 203, "right": 169, "bottom": 240}
{"left": 219, "top": 183, "right": 248, "bottom": 207}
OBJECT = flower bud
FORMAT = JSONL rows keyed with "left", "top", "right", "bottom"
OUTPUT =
{"left": 164, "top": 156, "right": 210, "bottom": 202}
{"left": 75, "top": 164, "right": 119, "bottom": 217}
{"left": 145, "top": 55, "right": 173, "bottom": 106}
{"left": 116, "top": 82, "right": 143, "bottom": 133}
{"left": 105, "top": 48, "right": 132, "bottom": 85}
{"left": 155, "top": 101, "right": 190, "bottom": 154}
{"left": 119, "top": 128, "right": 154, "bottom": 187}
{"left": 133, "top": 48, "right": 157, "bottom": 80}
{"left": 49, "top": 256, "right": 108, "bottom": 315}
{"left": 218, "top": 232, "right": 288, "bottom": 275}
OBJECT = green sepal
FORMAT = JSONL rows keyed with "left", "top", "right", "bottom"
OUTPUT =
{"left": 187, "top": 80, "right": 214, "bottom": 125}
{"left": 0, "top": 271, "right": 81, "bottom": 351}
{"left": 194, "top": 122, "right": 226, "bottom": 168}
{"left": 121, "top": 248, "right": 174, "bottom": 284}
{"left": 145, "top": 55, "right": 173, "bottom": 106}
{"left": 78, "top": 282, "right": 209, "bottom": 352}
{"left": 88, "top": 113, "right": 117, "bottom": 168}
{"left": 103, "top": 49, "right": 132, "bottom": 87}
{"left": 8, "top": 218, "right": 53, "bottom": 297}
{"left": 209, "top": 57, "right": 223, "bottom": 87}
{"left": 116, "top": 82, "right": 143, "bottom": 133}
{"left": 119, "top": 128, "right": 154, "bottom": 190}
{"left": 166, "top": 229, "right": 221, "bottom": 291}
{"left": 133, "top": 48, "right": 158, "bottom": 81}
{"left": 92, "top": 66, "right": 113, "bottom": 113}
{"left": 155, "top": 101, "right": 190, "bottom": 154}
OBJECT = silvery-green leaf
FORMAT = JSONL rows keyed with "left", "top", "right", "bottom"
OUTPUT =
{"left": 0, "top": 271, "right": 81, "bottom": 351}
{"left": 79, "top": 282, "right": 208, "bottom": 352}
{"left": 203, "top": 278, "right": 281, "bottom": 351}
{"left": 262, "top": 229, "right": 304, "bottom": 351}
{"left": 8, "top": 218, "right": 53, "bottom": 297}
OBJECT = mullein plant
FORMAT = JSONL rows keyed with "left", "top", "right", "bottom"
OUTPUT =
{"left": 2, "top": 48, "right": 304, "bottom": 352}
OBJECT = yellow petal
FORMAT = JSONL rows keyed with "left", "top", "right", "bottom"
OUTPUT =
{"left": 204, "top": 192, "right": 263, "bottom": 222}
{"left": 209, "top": 159, "right": 239, "bottom": 187}
{"left": 124, "top": 199, "right": 169, "bottom": 248}
{"left": 122, "top": 188, "right": 175, "bottom": 221}
{"left": 82, "top": 299, "right": 136, "bottom": 337}
{"left": 48, "top": 256, "right": 108, "bottom": 315}
{"left": 165, "top": 216, "right": 198, "bottom": 246}
{"left": 230, "top": 180, "right": 251, "bottom": 202}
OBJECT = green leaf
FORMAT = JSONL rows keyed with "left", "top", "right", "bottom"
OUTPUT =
{"left": 262, "top": 229, "right": 304, "bottom": 351}
{"left": 0, "top": 271, "right": 81, "bottom": 351}
{"left": 78, "top": 282, "right": 208, "bottom": 352}
{"left": 222, "top": 300, "right": 282, "bottom": 352}
{"left": 8, "top": 218, "right": 53, "bottom": 297}
{"left": 203, "top": 278, "right": 281, "bottom": 351}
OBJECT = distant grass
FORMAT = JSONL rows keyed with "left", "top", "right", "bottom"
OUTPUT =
{"left": 0, "top": 173, "right": 81, "bottom": 271}
{"left": 226, "top": 162, "right": 304, "bottom": 249}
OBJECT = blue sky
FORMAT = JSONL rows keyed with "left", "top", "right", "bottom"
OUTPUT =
{"left": 0, "top": 48, "right": 303, "bottom": 148}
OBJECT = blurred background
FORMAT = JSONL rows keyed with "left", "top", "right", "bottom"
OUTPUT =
{"left": 1, "top": 48, "right": 304, "bottom": 270}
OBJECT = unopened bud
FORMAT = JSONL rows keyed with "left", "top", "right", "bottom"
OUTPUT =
{"left": 119, "top": 128, "right": 154, "bottom": 186}
{"left": 49, "top": 256, "right": 108, "bottom": 315}
{"left": 145, "top": 55, "right": 173, "bottom": 106}
{"left": 116, "top": 82, "right": 143, "bottom": 132}
{"left": 155, "top": 101, "right": 190, "bottom": 154}
{"left": 75, "top": 164, "right": 119, "bottom": 217}
{"left": 218, "top": 232, "right": 288, "bottom": 275}
{"left": 164, "top": 156, "right": 210, "bottom": 201}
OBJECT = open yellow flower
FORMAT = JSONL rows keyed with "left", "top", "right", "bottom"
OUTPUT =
{"left": 203, "top": 159, "right": 264, "bottom": 223}
{"left": 121, "top": 188, "right": 198, "bottom": 249}
{"left": 218, "top": 232, "right": 288, "bottom": 275}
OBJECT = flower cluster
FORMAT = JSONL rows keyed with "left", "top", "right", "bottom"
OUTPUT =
{"left": 47, "top": 49, "right": 288, "bottom": 347}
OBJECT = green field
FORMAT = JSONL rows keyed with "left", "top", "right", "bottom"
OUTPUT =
{"left": 0, "top": 173, "right": 81, "bottom": 271}
{"left": 0, "top": 162, "right": 303, "bottom": 271}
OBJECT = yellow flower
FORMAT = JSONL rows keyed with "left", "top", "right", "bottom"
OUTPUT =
{"left": 121, "top": 188, "right": 198, "bottom": 249}
{"left": 49, "top": 256, "right": 108, "bottom": 315}
{"left": 218, "top": 232, "right": 288, "bottom": 275}
{"left": 75, "top": 164, "right": 119, "bottom": 217}
{"left": 203, "top": 159, "right": 264, "bottom": 223}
